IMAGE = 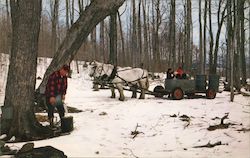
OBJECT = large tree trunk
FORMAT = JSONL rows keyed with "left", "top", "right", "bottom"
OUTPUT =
{"left": 154, "top": 0, "right": 161, "bottom": 72}
{"left": 239, "top": 0, "right": 246, "bottom": 85}
{"left": 208, "top": 0, "right": 214, "bottom": 74}
{"left": 199, "top": 0, "right": 204, "bottom": 74}
{"left": 37, "top": 0, "right": 125, "bottom": 93}
{"left": 185, "top": 0, "right": 192, "bottom": 72}
{"left": 227, "top": 0, "right": 234, "bottom": 101}
{"left": 109, "top": 11, "right": 117, "bottom": 65}
{"left": 131, "top": 0, "right": 137, "bottom": 67}
{"left": 1, "top": 0, "right": 50, "bottom": 140}
{"left": 203, "top": 0, "right": 208, "bottom": 74}
{"left": 142, "top": 0, "right": 149, "bottom": 70}
{"left": 234, "top": 0, "right": 241, "bottom": 91}
{"left": 137, "top": 0, "right": 142, "bottom": 67}
{"left": 169, "top": 0, "right": 176, "bottom": 68}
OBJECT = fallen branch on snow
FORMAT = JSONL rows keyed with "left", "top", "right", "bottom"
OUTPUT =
{"left": 207, "top": 113, "right": 232, "bottom": 131}
{"left": 193, "top": 141, "right": 228, "bottom": 148}
{"left": 236, "top": 128, "right": 250, "bottom": 132}
{"left": 131, "top": 123, "right": 144, "bottom": 139}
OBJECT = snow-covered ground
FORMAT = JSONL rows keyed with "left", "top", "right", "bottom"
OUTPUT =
{"left": 0, "top": 54, "right": 250, "bottom": 157}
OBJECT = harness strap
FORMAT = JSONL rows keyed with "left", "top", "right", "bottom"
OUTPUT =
{"left": 108, "top": 66, "right": 117, "bottom": 81}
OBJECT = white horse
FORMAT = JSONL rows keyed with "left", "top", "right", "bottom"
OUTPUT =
{"left": 89, "top": 61, "right": 149, "bottom": 101}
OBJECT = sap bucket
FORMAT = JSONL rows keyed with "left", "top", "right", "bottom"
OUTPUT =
{"left": 61, "top": 116, "right": 73, "bottom": 133}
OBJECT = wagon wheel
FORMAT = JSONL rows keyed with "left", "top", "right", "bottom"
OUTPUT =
{"left": 206, "top": 88, "right": 216, "bottom": 99}
{"left": 172, "top": 88, "right": 184, "bottom": 100}
{"left": 153, "top": 85, "right": 165, "bottom": 98}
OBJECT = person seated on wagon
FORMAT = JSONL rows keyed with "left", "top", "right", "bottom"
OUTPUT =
{"left": 175, "top": 66, "right": 189, "bottom": 79}
{"left": 175, "top": 66, "right": 184, "bottom": 79}
{"left": 166, "top": 68, "right": 174, "bottom": 79}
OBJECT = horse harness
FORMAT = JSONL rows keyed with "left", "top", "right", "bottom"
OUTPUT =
{"left": 99, "top": 66, "right": 147, "bottom": 87}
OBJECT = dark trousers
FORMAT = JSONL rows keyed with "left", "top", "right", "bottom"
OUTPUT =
{"left": 46, "top": 97, "right": 65, "bottom": 119}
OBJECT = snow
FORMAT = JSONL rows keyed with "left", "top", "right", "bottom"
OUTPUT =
{"left": 0, "top": 55, "right": 250, "bottom": 157}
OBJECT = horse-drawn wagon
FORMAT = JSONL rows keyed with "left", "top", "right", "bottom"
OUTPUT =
{"left": 153, "top": 74, "right": 220, "bottom": 100}
{"left": 89, "top": 61, "right": 220, "bottom": 101}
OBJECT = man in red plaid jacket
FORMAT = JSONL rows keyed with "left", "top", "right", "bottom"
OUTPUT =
{"left": 45, "top": 65, "right": 70, "bottom": 127}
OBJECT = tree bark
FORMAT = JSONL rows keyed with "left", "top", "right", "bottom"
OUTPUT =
{"left": 117, "top": 12, "right": 125, "bottom": 66}
{"left": 37, "top": 0, "right": 125, "bottom": 93}
{"left": 234, "top": 0, "right": 241, "bottom": 91}
{"left": 142, "top": 0, "right": 149, "bottom": 70}
{"left": 1, "top": 0, "right": 51, "bottom": 140}
{"left": 131, "top": 0, "right": 137, "bottom": 67}
{"left": 170, "top": 0, "right": 176, "bottom": 68}
{"left": 186, "top": 0, "right": 192, "bottom": 72}
{"left": 65, "top": 0, "right": 70, "bottom": 30}
{"left": 154, "top": 0, "right": 161, "bottom": 72}
{"left": 208, "top": 0, "right": 214, "bottom": 74}
{"left": 227, "top": 0, "right": 234, "bottom": 101}
{"left": 99, "top": 20, "right": 105, "bottom": 63}
{"left": 199, "top": 0, "right": 204, "bottom": 74}
{"left": 203, "top": 0, "right": 208, "bottom": 74}
{"left": 239, "top": 0, "right": 246, "bottom": 85}
{"left": 137, "top": 0, "right": 142, "bottom": 67}
{"left": 109, "top": 11, "right": 117, "bottom": 65}
{"left": 51, "top": 0, "right": 59, "bottom": 55}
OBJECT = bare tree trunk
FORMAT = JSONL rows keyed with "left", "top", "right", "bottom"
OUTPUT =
{"left": 131, "top": 0, "right": 137, "bottom": 67}
{"left": 37, "top": 0, "right": 125, "bottom": 93}
{"left": 70, "top": 0, "right": 75, "bottom": 25}
{"left": 78, "top": 0, "right": 84, "bottom": 14}
{"left": 203, "top": 0, "right": 208, "bottom": 74}
{"left": 185, "top": 0, "right": 192, "bottom": 72}
{"left": 118, "top": 12, "right": 125, "bottom": 66}
{"left": 239, "top": 0, "right": 246, "bottom": 85}
{"left": 5, "top": 0, "right": 11, "bottom": 54}
{"left": 142, "top": 0, "right": 149, "bottom": 70}
{"left": 137, "top": 0, "right": 142, "bottom": 67}
{"left": 151, "top": 0, "right": 156, "bottom": 72}
{"left": 51, "top": 0, "right": 59, "bottom": 55}
{"left": 211, "top": 0, "right": 227, "bottom": 74}
{"left": 199, "top": 0, "right": 204, "bottom": 74}
{"left": 208, "top": 0, "right": 214, "bottom": 74}
{"left": 66, "top": 0, "right": 70, "bottom": 30}
{"left": 1, "top": 0, "right": 51, "bottom": 140}
{"left": 234, "top": 0, "right": 241, "bottom": 91}
{"left": 249, "top": 1, "right": 250, "bottom": 79}
{"left": 170, "top": 0, "right": 176, "bottom": 68}
{"left": 155, "top": 0, "right": 161, "bottom": 71}
{"left": 100, "top": 20, "right": 105, "bottom": 63}
{"left": 227, "top": 0, "right": 234, "bottom": 101}
{"left": 109, "top": 11, "right": 117, "bottom": 65}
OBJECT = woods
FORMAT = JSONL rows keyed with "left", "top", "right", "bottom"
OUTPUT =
{"left": 0, "top": 0, "right": 249, "bottom": 141}
{"left": 0, "top": 0, "right": 248, "bottom": 77}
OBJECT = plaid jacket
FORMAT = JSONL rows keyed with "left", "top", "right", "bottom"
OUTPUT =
{"left": 45, "top": 71, "right": 67, "bottom": 98}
